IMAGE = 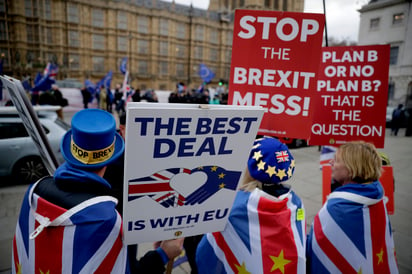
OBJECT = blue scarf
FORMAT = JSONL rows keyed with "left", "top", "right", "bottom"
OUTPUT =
{"left": 54, "top": 162, "right": 112, "bottom": 189}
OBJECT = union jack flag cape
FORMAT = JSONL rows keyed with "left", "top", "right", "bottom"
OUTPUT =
{"left": 196, "top": 187, "right": 306, "bottom": 273}
{"left": 12, "top": 182, "right": 128, "bottom": 274}
{"left": 307, "top": 181, "right": 398, "bottom": 273}
{"left": 43, "top": 62, "right": 58, "bottom": 78}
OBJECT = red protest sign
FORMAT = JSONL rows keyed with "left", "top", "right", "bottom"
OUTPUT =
{"left": 228, "top": 10, "right": 325, "bottom": 139}
{"left": 309, "top": 45, "right": 390, "bottom": 148}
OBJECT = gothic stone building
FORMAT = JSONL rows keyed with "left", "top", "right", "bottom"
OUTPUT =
{"left": 0, "top": 0, "right": 304, "bottom": 90}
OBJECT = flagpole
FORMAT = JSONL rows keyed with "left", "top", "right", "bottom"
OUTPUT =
{"left": 187, "top": 3, "right": 193, "bottom": 87}
{"left": 122, "top": 70, "right": 129, "bottom": 101}
{"left": 323, "top": 0, "right": 328, "bottom": 47}
{"left": 128, "top": 32, "right": 132, "bottom": 85}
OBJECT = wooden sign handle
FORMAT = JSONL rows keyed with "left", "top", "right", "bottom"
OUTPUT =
{"left": 165, "top": 259, "right": 174, "bottom": 274}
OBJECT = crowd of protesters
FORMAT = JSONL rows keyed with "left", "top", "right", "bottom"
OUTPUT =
{"left": 4, "top": 73, "right": 401, "bottom": 273}
{"left": 2, "top": 79, "right": 69, "bottom": 119}
{"left": 87, "top": 82, "right": 229, "bottom": 114}
{"left": 168, "top": 83, "right": 228, "bottom": 105}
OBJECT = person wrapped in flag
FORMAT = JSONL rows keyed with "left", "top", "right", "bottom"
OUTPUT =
{"left": 196, "top": 137, "right": 306, "bottom": 274}
{"left": 128, "top": 165, "right": 241, "bottom": 207}
{"left": 12, "top": 109, "right": 183, "bottom": 274}
{"left": 307, "top": 141, "right": 399, "bottom": 273}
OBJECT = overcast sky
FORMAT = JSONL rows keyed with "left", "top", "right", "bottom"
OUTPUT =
{"left": 163, "top": 0, "right": 366, "bottom": 42}
{"left": 304, "top": 0, "right": 368, "bottom": 42}
{"left": 163, "top": 0, "right": 210, "bottom": 9}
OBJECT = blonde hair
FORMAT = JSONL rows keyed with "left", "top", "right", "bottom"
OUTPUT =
{"left": 338, "top": 141, "right": 382, "bottom": 183}
{"left": 239, "top": 168, "right": 262, "bottom": 192}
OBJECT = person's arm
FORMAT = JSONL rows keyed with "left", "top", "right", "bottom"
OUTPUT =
{"left": 129, "top": 238, "right": 184, "bottom": 274}
{"left": 130, "top": 247, "right": 165, "bottom": 273}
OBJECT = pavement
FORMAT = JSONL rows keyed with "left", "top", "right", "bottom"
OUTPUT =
{"left": 0, "top": 106, "right": 411, "bottom": 273}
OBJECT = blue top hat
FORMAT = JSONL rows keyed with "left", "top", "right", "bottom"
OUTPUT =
{"left": 247, "top": 137, "right": 295, "bottom": 184}
{"left": 60, "top": 109, "right": 124, "bottom": 169}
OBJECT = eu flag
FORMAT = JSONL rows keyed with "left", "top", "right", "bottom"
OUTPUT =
{"left": 96, "top": 71, "right": 113, "bottom": 90}
{"left": 198, "top": 64, "right": 215, "bottom": 83}
{"left": 120, "top": 57, "right": 127, "bottom": 75}
{"left": 84, "top": 79, "right": 96, "bottom": 95}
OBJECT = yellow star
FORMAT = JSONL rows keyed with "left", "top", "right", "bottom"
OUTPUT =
{"left": 219, "top": 182, "right": 226, "bottom": 189}
{"left": 357, "top": 268, "right": 362, "bottom": 274}
{"left": 257, "top": 161, "right": 266, "bottom": 171}
{"left": 276, "top": 169, "right": 287, "bottom": 180}
{"left": 376, "top": 248, "right": 384, "bottom": 264}
{"left": 235, "top": 261, "right": 251, "bottom": 274}
{"left": 287, "top": 167, "right": 293, "bottom": 177}
{"left": 16, "top": 263, "right": 22, "bottom": 274}
{"left": 270, "top": 250, "right": 291, "bottom": 274}
{"left": 252, "top": 150, "right": 263, "bottom": 161}
{"left": 290, "top": 159, "right": 295, "bottom": 168}
{"left": 197, "top": 166, "right": 204, "bottom": 170}
{"left": 39, "top": 270, "right": 50, "bottom": 274}
{"left": 266, "top": 165, "right": 276, "bottom": 177}
{"left": 218, "top": 172, "right": 225, "bottom": 179}
{"left": 211, "top": 166, "right": 218, "bottom": 172}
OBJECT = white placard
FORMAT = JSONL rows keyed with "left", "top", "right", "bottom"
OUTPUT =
{"left": 123, "top": 102, "right": 264, "bottom": 244}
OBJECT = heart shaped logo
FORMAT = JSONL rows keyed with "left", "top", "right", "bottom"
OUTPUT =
{"left": 170, "top": 171, "right": 207, "bottom": 197}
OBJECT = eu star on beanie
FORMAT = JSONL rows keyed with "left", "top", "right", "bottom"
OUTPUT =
{"left": 247, "top": 137, "right": 295, "bottom": 184}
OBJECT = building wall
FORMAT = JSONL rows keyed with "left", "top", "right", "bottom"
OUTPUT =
{"left": 358, "top": 0, "right": 412, "bottom": 108}
{"left": 0, "top": 0, "right": 303, "bottom": 91}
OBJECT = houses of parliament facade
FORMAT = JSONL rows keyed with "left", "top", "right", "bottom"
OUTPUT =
{"left": 0, "top": 0, "right": 303, "bottom": 90}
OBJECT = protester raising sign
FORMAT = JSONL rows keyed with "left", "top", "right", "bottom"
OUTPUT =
{"left": 123, "top": 103, "right": 264, "bottom": 244}
{"left": 309, "top": 45, "right": 390, "bottom": 148}
{"left": 228, "top": 9, "right": 325, "bottom": 139}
